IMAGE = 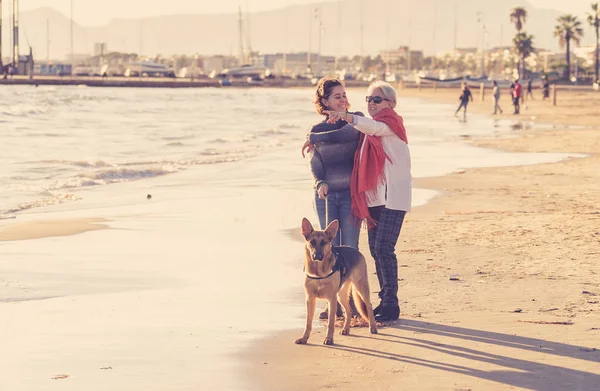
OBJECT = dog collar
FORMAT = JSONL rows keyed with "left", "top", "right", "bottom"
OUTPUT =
{"left": 305, "top": 268, "right": 339, "bottom": 280}
{"left": 304, "top": 247, "right": 341, "bottom": 280}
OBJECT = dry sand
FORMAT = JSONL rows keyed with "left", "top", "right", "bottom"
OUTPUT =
{"left": 242, "top": 88, "right": 600, "bottom": 391}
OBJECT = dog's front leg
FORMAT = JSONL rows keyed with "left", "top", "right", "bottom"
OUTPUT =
{"left": 323, "top": 296, "right": 337, "bottom": 345}
{"left": 295, "top": 295, "right": 316, "bottom": 344}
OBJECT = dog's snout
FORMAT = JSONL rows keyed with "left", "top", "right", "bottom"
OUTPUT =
{"left": 313, "top": 253, "right": 323, "bottom": 261}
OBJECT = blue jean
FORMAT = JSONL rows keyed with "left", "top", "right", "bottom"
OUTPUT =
{"left": 314, "top": 189, "right": 360, "bottom": 249}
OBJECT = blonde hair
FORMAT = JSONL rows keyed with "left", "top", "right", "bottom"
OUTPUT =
{"left": 367, "top": 81, "right": 397, "bottom": 108}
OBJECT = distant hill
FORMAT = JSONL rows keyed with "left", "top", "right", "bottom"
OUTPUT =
{"left": 2, "top": 0, "right": 593, "bottom": 61}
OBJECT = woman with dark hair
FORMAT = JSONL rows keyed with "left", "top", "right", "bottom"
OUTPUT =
{"left": 303, "top": 77, "right": 364, "bottom": 319}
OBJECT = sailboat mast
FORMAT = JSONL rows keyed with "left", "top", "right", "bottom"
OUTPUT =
{"left": 0, "top": 0, "right": 3, "bottom": 64}
{"left": 307, "top": 7, "right": 312, "bottom": 71}
{"left": 245, "top": 2, "right": 252, "bottom": 62}
{"left": 139, "top": 19, "right": 143, "bottom": 57}
{"left": 335, "top": 0, "right": 341, "bottom": 71}
{"left": 317, "top": 6, "right": 322, "bottom": 77}
{"left": 70, "top": 0, "right": 74, "bottom": 70}
{"left": 13, "top": 0, "right": 19, "bottom": 66}
{"left": 431, "top": 2, "right": 436, "bottom": 70}
{"left": 453, "top": 3, "right": 457, "bottom": 54}
{"left": 407, "top": 16, "right": 412, "bottom": 71}
{"left": 359, "top": 0, "right": 364, "bottom": 71}
{"left": 238, "top": 6, "right": 245, "bottom": 65}
{"left": 47, "top": 18, "right": 50, "bottom": 61}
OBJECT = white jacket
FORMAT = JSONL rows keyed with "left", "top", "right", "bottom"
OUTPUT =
{"left": 353, "top": 115, "right": 412, "bottom": 212}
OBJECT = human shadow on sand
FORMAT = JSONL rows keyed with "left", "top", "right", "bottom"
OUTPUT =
{"left": 326, "top": 318, "right": 600, "bottom": 390}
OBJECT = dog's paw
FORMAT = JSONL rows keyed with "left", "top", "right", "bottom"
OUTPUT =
{"left": 294, "top": 337, "right": 308, "bottom": 344}
{"left": 370, "top": 326, "right": 378, "bottom": 334}
{"left": 323, "top": 337, "right": 334, "bottom": 345}
{"left": 340, "top": 329, "right": 350, "bottom": 336}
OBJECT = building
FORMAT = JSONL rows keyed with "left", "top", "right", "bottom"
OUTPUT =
{"left": 270, "top": 52, "right": 336, "bottom": 77}
{"left": 380, "top": 46, "right": 409, "bottom": 65}
{"left": 573, "top": 45, "right": 597, "bottom": 66}
{"left": 202, "top": 55, "right": 238, "bottom": 73}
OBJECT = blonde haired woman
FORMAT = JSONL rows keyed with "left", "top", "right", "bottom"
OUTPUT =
{"left": 326, "top": 81, "right": 411, "bottom": 322}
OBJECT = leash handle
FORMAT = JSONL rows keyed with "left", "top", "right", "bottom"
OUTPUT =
{"left": 325, "top": 194, "right": 329, "bottom": 226}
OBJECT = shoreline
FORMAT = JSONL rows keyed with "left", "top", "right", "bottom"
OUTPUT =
{"left": 241, "top": 89, "right": 600, "bottom": 390}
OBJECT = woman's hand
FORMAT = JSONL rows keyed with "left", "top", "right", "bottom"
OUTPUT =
{"left": 325, "top": 111, "right": 351, "bottom": 124}
{"left": 301, "top": 139, "right": 313, "bottom": 158}
{"left": 317, "top": 184, "right": 328, "bottom": 200}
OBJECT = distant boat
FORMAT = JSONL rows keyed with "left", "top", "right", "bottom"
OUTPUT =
{"left": 124, "top": 62, "right": 175, "bottom": 78}
{"left": 418, "top": 74, "right": 464, "bottom": 86}
{"left": 218, "top": 64, "right": 266, "bottom": 79}
{"left": 246, "top": 76, "right": 264, "bottom": 85}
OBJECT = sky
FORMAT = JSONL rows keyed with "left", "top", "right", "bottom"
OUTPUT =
{"left": 18, "top": 0, "right": 597, "bottom": 26}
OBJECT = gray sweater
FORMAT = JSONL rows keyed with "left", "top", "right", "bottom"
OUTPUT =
{"left": 308, "top": 113, "right": 363, "bottom": 192}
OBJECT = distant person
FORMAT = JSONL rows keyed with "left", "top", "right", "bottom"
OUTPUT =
{"left": 454, "top": 83, "right": 473, "bottom": 117}
{"left": 492, "top": 81, "right": 503, "bottom": 115}
{"left": 526, "top": 80, "right": 534, "bottom": 100}
{"left": 512, "top": 79, "right": 522, "bottom": 114}
{"left": 542, "top": 80, "right": 550, "bottom": 100}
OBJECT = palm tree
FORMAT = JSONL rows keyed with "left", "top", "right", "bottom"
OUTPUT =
{"left": 510, "top": 7, "right": 528, "bottom": 32}
{"left": 554, "top": 15, "right": 585, "bottom": 81}
{"left": 510, "top": 7, "right": 528, "bottom": 76}
{"left": 587, "top": 3, "right": 600, "bottom": 83}
{"left": 513, "top": 33, "right": 535, "bottom": 76}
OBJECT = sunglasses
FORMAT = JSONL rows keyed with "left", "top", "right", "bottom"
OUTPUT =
{"left": 365, "top": 96, "right": 390, "bottom": 104}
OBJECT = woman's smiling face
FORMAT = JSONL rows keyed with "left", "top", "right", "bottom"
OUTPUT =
{"left": 322, "top": 85, "right": 348, "bottom": 112}
{"left": 367, "top": 87, "right": 393, "bottom": 117}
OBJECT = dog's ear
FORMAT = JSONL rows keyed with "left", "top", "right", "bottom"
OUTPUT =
{"left": 324, "top": 219, "right": 339, "bottom": 241}
{"left": 301, "top": 218, "right": 314, "bottom": 240}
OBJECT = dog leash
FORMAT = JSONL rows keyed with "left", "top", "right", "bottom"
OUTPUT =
{"left": 325, "top": 194, "right": 329, "bottom": 226}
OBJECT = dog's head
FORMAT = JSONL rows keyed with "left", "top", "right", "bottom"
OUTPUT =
{"left": 301, "top": 218, "right": 339, "bottom": 261}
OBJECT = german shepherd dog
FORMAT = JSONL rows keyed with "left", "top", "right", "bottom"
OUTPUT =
{"left": 295, "top": 218, "right": 377, "bottom": 345}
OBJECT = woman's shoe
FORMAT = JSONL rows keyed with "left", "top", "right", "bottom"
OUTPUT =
{"left": 318, "top": 303, "right": 344, "bottom": 319}
{"left": 373, "top": 303, "right": 383, "bottom": 316}
{"left": 374, "top": 305, "right": 400, "bottom": 322}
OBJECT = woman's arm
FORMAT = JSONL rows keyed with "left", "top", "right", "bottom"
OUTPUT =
{"left": 346, "top": 114, "right": 395, "bottom": 137}
{"left": 309, "top": 149, "right": 327, "bottom": 190}
{"left": 309, "top": 123, "right": 360, "bottom": 144}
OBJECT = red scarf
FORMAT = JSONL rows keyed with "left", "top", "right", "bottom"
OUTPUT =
{"left": 351, "top": 108, "right": 408, "bottom": 228}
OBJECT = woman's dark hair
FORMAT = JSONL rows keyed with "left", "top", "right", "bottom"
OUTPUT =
{"left": 313, "top": 77, "right": 348, "bottom": 116}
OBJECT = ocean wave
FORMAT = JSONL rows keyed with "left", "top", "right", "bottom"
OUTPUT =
{"left": 69, "top": 160, "right": 112, "bottom": 168}
{"left": 3, "top": 193, "right": 82, "bottom": 214}
{"left": 162, "top": 135, "right": 195, "bottom": 141}
{"left": 208, "top": 138, "right": 230, "bottom": 144}
{"left": 278, "top": 124, "right": 300, "bottom": 129}
{"left": 199, "top": 149, "right": 221, "bottom": 156}
{"left": 0, "top": 105, "right": 51, "bottom": 117}
{"left": 51, "top": 166, "right": 178, "bottom": 190}
{"left": 19, "top": 159, "right": 111, "bottom": 168}
{"left": 256, "top": 128, "right": 288, "bottom": 136}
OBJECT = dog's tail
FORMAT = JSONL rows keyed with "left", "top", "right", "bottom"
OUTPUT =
{"left": 351, "top": 287, "right": 370, "bottom": 322}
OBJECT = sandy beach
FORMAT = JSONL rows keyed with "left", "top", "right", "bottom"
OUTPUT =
{"left": 0, "top": 86, "right": 598, "bottom": 391}
{"left": 242, "top": 88, "right": 600, "bottom": 390}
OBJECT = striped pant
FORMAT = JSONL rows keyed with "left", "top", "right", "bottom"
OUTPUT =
{"left": 367, "top": 206, "right": 407, "bottom": 307}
